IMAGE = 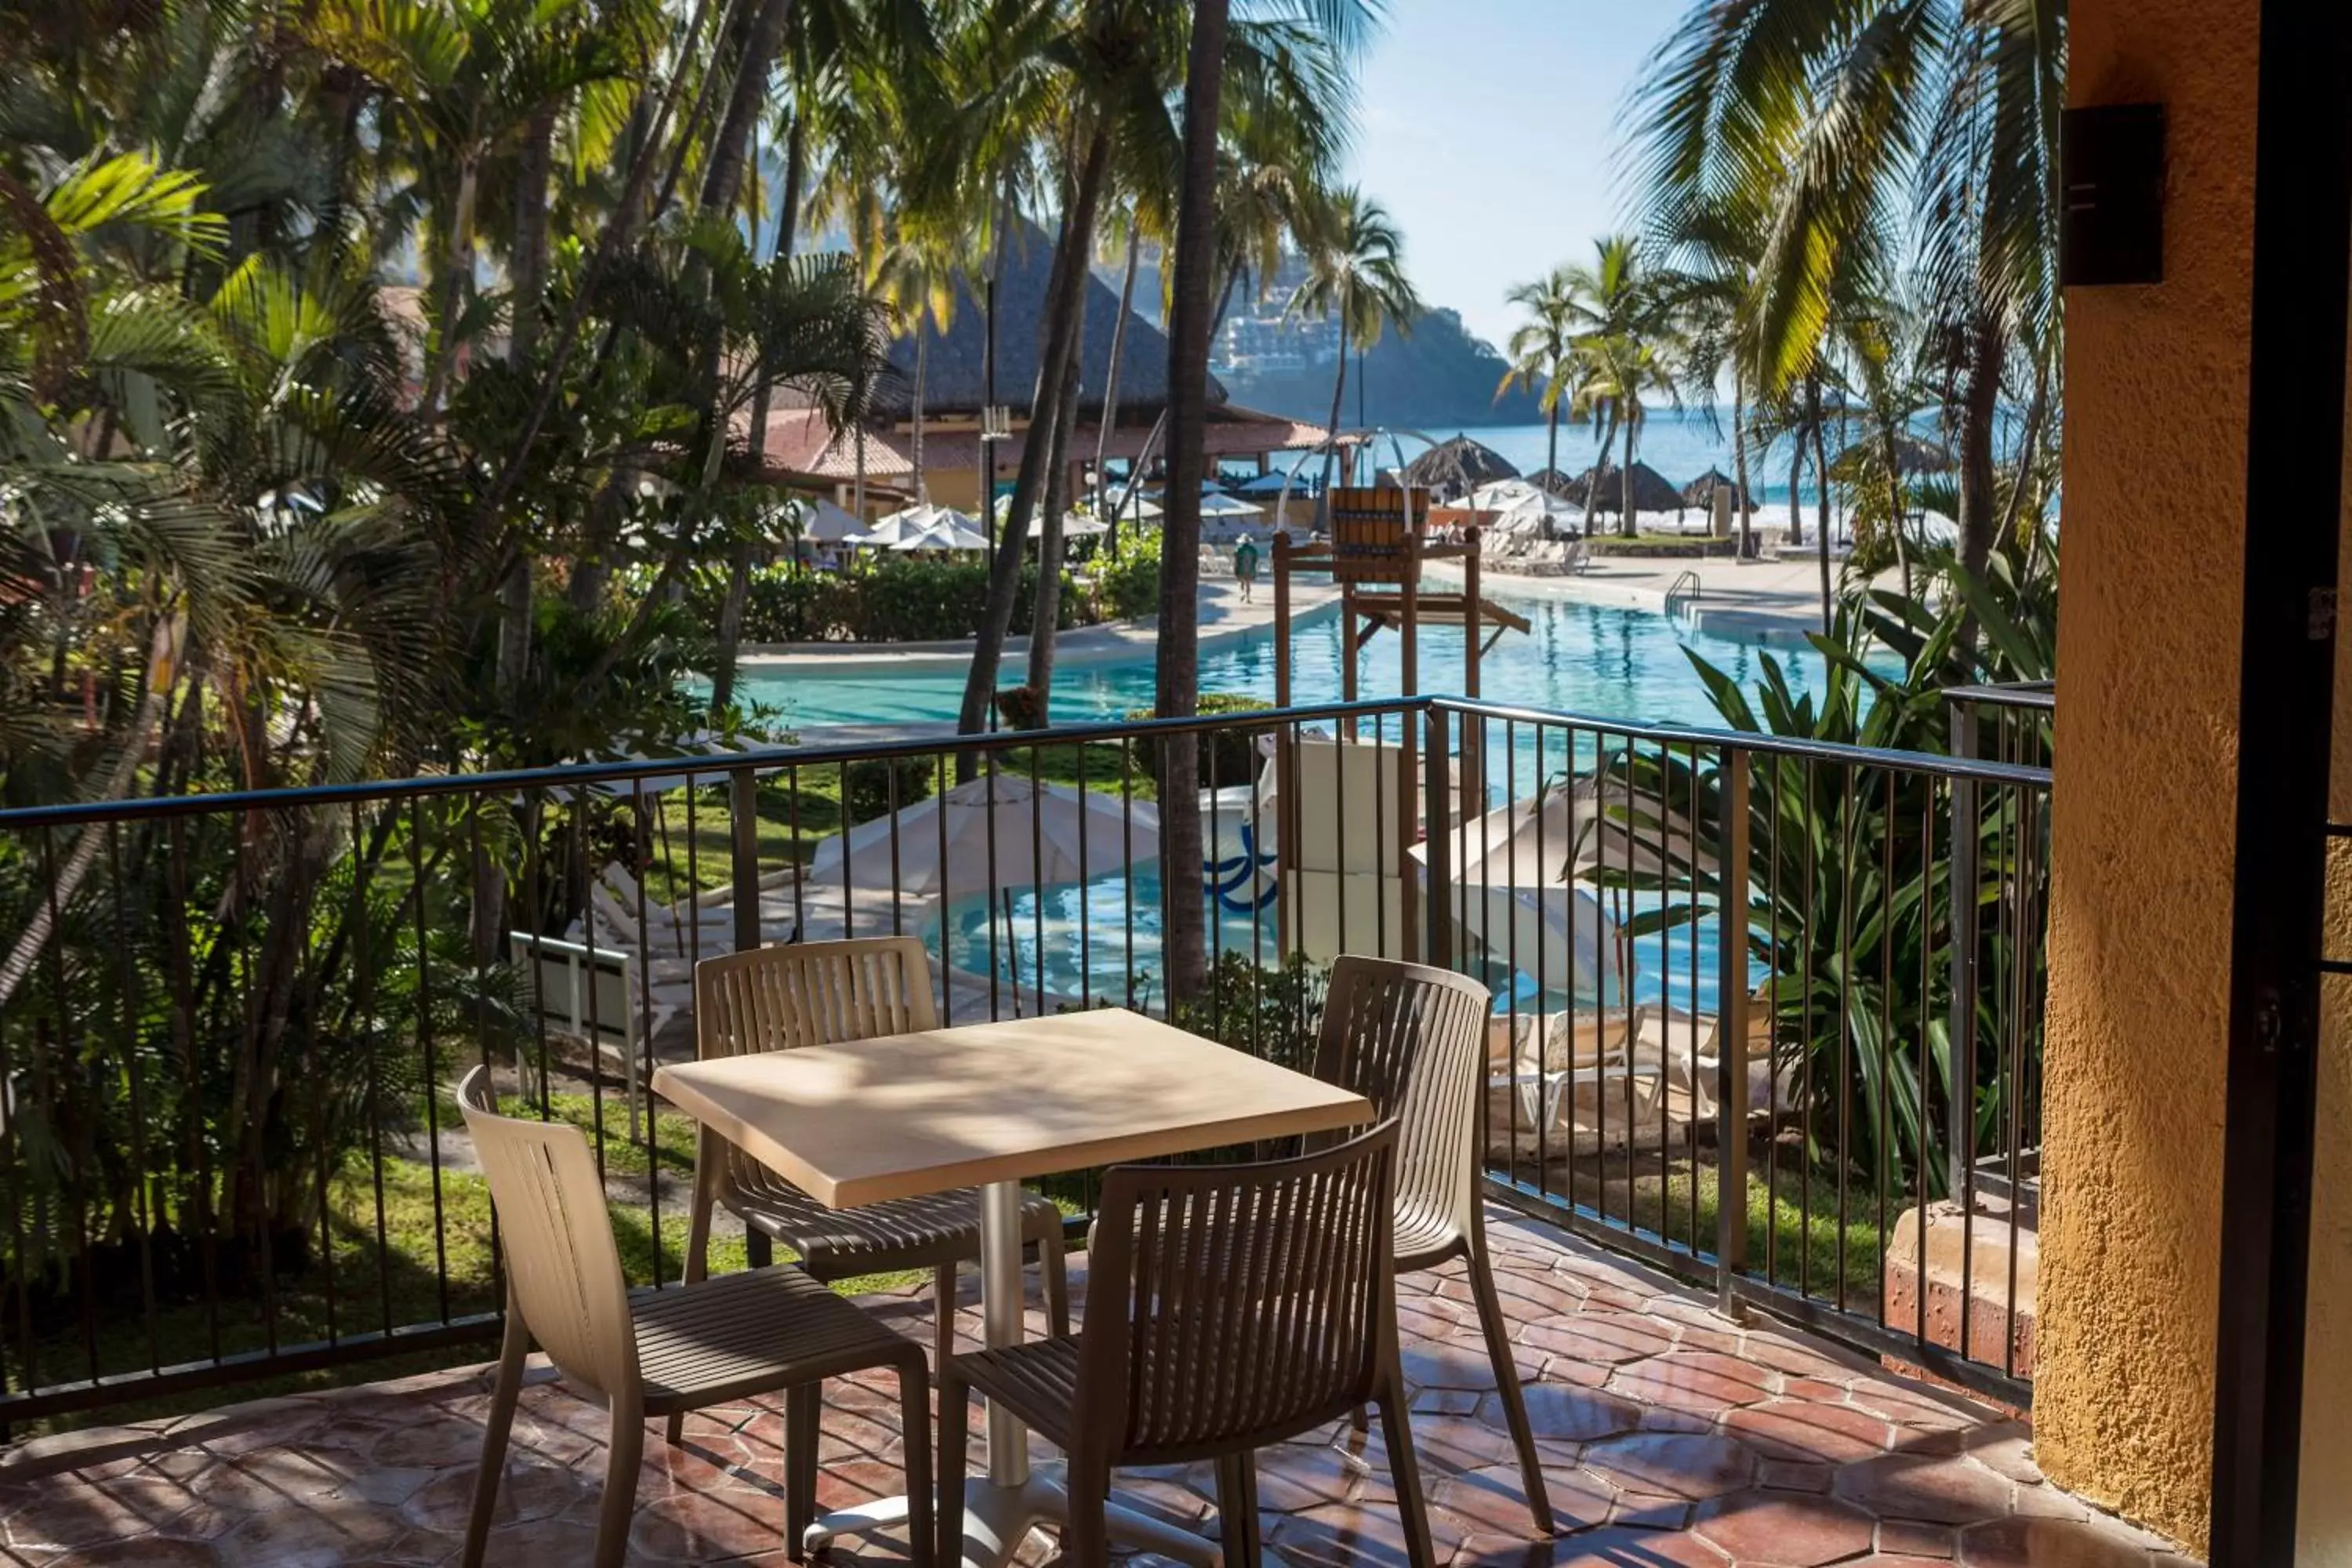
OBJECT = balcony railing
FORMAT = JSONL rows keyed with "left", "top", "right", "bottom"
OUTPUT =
{"left": 0, "top": 694, "right": 2050, "bottom": 1432}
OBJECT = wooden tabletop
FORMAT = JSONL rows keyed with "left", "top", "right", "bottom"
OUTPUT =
{"left": 651, "top": 1009, "right": 1374, "bottom": 1208}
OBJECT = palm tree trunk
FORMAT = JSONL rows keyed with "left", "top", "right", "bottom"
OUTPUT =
{"left": 1321, "top": 342, "right": 1349, "bottom": 492}
{"left": 508, "top": 108, "right": 556, "bottom": 363}
{"left": 1956, "top": 314, "right": 2005, "bottom": 584}
{"left": 1543, "top": 397, "right": 1561, "bottom": 539}
{"left": 1158, "top": 0, "right": 1230, "bottom": 1006}
{"left": 778, "top": 111, "right": 807, "bottom": 257}
{"left": 911, "top": 329, "right": 928, "bottom": 502}
{"left": 699, "top": 0, "right": 797, "bottom": 215}
{"left": 1786, "top": 437, "right": 1805, "bottom": 548}
{"left": 1809, "top": 376, "right": 1832, "bottom": 631}
{"left": 1617, "top": 414, "right": 1637, "bottom": 539}
{"left": 1094, "top": 227, "right": 1141, "bottom": 530}
{"left": 1027, "top": 296, "right": 1087, "bottom": 706}
{"left": 1732, "top": 375, "right": 1754, "bottom": 560}
{"left": 957, "top": 119, "right": 1112, "bottom": 737}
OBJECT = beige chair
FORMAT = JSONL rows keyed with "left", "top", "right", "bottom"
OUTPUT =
{"left": 680, "top": 938, "right": 1072, "bottom": 1386}
{"left": 941, "top": 1123, "right": 1436, "bottom": 1568}
{"left": 456, "top": 1066, "right": 932, "bottom": 1568}
{"left": 1316, "top": 956, "right": 1555, "bottom": 1534}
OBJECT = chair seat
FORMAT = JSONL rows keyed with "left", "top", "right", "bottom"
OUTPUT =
{"left": 631, "top": 1265, "right": 921, "bottom": 1412}
{"left": 728, "top": 1172, "right": 1065, "bottom": 1279}
{"left": 946, "top": 1334, "right": 1082, "bottom": 1448}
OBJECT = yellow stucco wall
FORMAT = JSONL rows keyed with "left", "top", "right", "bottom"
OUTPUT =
{"left": 2038, "top": 0, "right": 2260, "bottom": 1548}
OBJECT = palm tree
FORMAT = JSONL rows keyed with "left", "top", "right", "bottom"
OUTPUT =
{"left": 1288, "top": 185, "right": 1418, "bottom": 482}
{"left": 1497, "top": 266, "right": 1578, "bottom": 526}
{"left": 1561, "top": 235, "right": 1679, "bottom": 538}
{"left": 1632, "top": 0, "right": 2062, "bottom": 586}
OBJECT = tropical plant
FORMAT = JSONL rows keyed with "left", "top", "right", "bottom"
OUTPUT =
{"left": 1632, "top": 0, "right": 2063, "bottom": 586}
{"left": 1603, "top": 544, "right": 2056, "bottom": 1198}
{"left": 1558, "top": 235, "right": 1682, "bottom": 539}
{"left": 1497, "top": 265, "right": 1579, "bottom": 521}
{"left": 1287, "top": 183, "right": 1419, "bottom": 481}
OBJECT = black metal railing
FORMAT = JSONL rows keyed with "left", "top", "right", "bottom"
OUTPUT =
{"left": 0, "top": 693, "right": 2050, "bottom": 1430}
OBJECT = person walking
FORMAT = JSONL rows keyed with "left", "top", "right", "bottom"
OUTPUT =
{"left": 1232, "top": 533, "right": 1261, "bottom": 603}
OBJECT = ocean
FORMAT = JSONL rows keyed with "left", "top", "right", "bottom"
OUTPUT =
{"left": 1225, "top": 408, "right": 1864, "bottom": 514}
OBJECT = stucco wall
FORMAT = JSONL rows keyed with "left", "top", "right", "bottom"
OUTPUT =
{"left": 2038, "top": 0, "right": 2259, "bottom": 1548}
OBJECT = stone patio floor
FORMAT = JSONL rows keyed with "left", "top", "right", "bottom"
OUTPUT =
{"left": 0, "top": 1213, "right": 2185, "bottom": 1567}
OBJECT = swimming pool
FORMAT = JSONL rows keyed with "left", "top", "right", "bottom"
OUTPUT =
{"left": 735, "top": 590, "right": 1829, "bottom": 733}
{"left": 935, "top": 866, "right": 1724, "bottom": 1017}
{"left": 753, "top": 589, "right": 1845, "bottom": 1014}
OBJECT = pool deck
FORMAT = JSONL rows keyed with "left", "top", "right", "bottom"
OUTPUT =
{"left": 1422, "top": 552, "right": 1901, "bottom": 646}
{"left": 739, "top": 579, "right": 1341, "bottom": 677}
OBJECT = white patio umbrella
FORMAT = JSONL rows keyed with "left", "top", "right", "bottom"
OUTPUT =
{"left": 848, "top": 503, "right": 980, "bottom": 548}
{"left": 810, "top": 773, "right": 1163, "bottom": 898}
{"left": 794, "top": 496, "right": 866, "bottom": 543}
{"left": 887, "top": 514, "right": 991, "bottom": 552}
{"left": 1019, "top": 507, "right": 1111, "bottom": 539}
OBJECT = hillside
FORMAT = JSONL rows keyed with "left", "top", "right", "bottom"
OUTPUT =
{"left": 1214, "top": 307, "right": 1547, "bottom": 430}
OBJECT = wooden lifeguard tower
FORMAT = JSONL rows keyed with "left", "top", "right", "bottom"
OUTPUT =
{"left": 1268, "top": 485, "right": 1530, "bottom": 961}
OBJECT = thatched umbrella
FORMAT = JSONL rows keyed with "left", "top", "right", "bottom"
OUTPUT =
{"left": 1573, "top": 461, "right": 1683, "bottom": 515}
{"left": 1401, "top": 434, "right": 1520, "bottom": 496}
{"left": 1680, "top": 468, "right": 1751, "bottom": 509}
{"left": 1834, "top": 434, "right": 1954, "bottom": 478}
{"left": 1528, "top": 467, "right": 1581, "bottom": 500}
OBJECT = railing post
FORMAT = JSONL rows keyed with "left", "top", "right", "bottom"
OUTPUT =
{"left": 1715, "top": 746, "right": 1751, "bottom": 1320}
{"left": 1421, "top": 704, "right": 1451, "bottom": 970}
{"left": 730, "top": 765, "right": 761, "bottom": 957}
{"left": 1947, "top": 699, "right": 1980, "bottom": 1200}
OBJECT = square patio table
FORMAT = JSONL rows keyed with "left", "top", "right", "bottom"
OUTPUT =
{"left": 652, "top": 1006, "right": 1374, "bottom": 1568}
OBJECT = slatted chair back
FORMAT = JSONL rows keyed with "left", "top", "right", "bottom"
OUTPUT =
{"left": 456, "top": 1066, "right": 638, "bottom": 1400}
{"left": 1078, "top": 1122, "right": 1400, "bottom": 1464}
{"left": 695, "top": 936, "right": 939, "bottom": 1058}
{"left": 1312, "top": 956, "right": 1491, "bottom": 1254}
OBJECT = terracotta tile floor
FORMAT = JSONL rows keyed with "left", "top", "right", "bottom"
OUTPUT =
{"left": 0, "top": 1214, "right": 2185, "bottom": 1567}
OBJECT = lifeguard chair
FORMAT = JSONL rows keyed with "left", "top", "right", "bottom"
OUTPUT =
{"left": 1268, "top": 485, "right": 1530, "bottom": 962}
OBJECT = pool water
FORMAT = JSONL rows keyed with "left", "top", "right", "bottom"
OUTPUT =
{"left": 738, "top": 592, "right": 1826, "bottom": 733}
{"left": 751, "top": 589, "right": 1856, "bottom": 1014}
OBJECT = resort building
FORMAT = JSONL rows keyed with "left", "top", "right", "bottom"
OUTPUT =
{"left": 755, "top": 222, "right": 1327, "bottom": 515}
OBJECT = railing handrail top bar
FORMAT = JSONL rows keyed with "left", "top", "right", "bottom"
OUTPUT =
{"left": 0, "top": 691, "right": 2050, "bottom": 829}
{"left": 1425, "top": 696, "right": 2053, "bottom": 786}
{"left": 1944, "top": 681, "right": 2057, "bottom": 710}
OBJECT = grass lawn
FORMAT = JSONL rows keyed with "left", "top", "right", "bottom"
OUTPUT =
{"left": 1509, "top": 1149, "right": 1889, "bottom": 1308}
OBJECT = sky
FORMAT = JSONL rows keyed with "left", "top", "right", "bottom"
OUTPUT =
{"left": 1342, "top": 1, "right": 1682, "bottom": 351}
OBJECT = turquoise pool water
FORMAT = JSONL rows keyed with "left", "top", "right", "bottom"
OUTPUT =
{"left": 737, "top": 591, "right": 1826, "bottom": 733}
{"left": 936, "top": 866, "right": 1718, "bottom": 1015}
{"left": 751, "top": 589, "right": 1853, "bottom": 1014}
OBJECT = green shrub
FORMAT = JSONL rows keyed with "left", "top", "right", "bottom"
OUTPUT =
{"left": 1098, "top": 526, "right": 1163, "bottom": 621}
{"left": 842, "top": 755, "right": 938, "bottom": 822}
{"left": 1123, "top": 691, "right": 1274, "bottom": 791}
{"left": 717, "top": 558, "right": 1091, "bottom": 644}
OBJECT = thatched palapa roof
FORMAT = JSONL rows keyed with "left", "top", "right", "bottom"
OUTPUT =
{"left": 1681, "top": 468, "right": 1752, "bottom": 508}
{"left": 873, "top": 219, "right": 1221, "bottom": 422}
{"left": 1562, "top": 461, "right": 1684, "bottom": 514}
{"left": 1399, "top": 434, "right": 1520, "bottom": 495}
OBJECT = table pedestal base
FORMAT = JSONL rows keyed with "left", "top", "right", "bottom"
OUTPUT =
{"left": 804, "top": 1461, "right": 1222, "bottom": 1568}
